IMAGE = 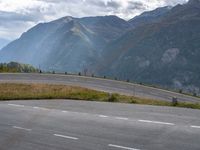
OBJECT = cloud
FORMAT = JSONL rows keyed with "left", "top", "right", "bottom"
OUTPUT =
{"left": 127, "top": 1, "right": 146, "bottom": 10}
{"left": 107, "top": 1, "right": 121, "bottom": 9}
{"left": 0, "top": 0, "right": 188, "bottom": 40}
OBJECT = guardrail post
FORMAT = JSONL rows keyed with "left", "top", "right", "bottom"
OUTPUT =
{"left": 172, "top": 97, "right": 178, "bottom": 106}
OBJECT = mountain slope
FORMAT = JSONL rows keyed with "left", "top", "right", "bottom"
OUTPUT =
{"left": 97, "top": 0, "right": 200, "bottom": 94}
{"left": 79, "top": 15, "right": 131, "bottom": 43}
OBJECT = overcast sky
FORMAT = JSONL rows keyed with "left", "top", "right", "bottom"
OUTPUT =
{"left": 0, "top": 0, "right": 188, "bottom": 41}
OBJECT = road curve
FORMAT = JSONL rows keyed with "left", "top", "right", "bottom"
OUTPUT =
{"left": 0, "top": 73, "right": 199, "bottom": 103}
{"left": 0, "top": 100, "right": 200, "bottom": 150}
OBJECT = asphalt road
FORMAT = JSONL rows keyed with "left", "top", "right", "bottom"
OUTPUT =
{"left": 0, "top": 100, "right": 200, "bottom": 150}
{"left": 0, "top": 73, "right": 199, "bottom": 103}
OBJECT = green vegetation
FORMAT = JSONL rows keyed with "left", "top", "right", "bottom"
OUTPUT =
{"left": 0, "top": 62, "right": 38, "bottom": 73}
{"left": 0, "top": 83, "right": 200, "bottom": 110}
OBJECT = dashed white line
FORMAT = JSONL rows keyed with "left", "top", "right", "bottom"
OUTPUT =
{"left": 99, "top": 115, "right": 109, "bottom": 118}
{"left": 33, "top": 106, "right": 40, "bottom": 109}
{"left": 115, "top": 117, "right": 129, "bottom": 120}
{"left": 13, "top": 126, "right": 32, "bottom": 131}
{"left": 108, "top": 144, "right": 140, "bottom": 150}
{"left": 191, "top": 125, "right": 200, "bottom": 129}
{"left": 138, "top": 120, "right": 174, "bottom": 126}
{"left": 33, "top": 106, "right": 48, "bottom": 110}
{"left": 62, "top": 110, "right": 68, "bottom": 113}
{"left": 8, "top": 104, "right": 24, "bottom": 107}
{"left": 54, "top": 134, "right": 78, "bottom": 140}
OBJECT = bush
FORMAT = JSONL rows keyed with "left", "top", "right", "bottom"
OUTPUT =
{"left": 130, "top": 99, "right": 137, "bottom": 104}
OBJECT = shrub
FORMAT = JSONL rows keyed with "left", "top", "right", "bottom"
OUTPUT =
{"left": 130, "top": 99, "right": 137, "bottom": 104}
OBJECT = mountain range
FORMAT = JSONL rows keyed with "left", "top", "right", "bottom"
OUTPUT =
{"left": 0, "top": 0, "right": 200, "bottom": 94}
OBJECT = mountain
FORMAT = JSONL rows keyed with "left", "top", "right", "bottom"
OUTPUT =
{"left": 0, "top": 15, "right": 131, "bottom": 72}
{"left": 97, "top": 0, "right": 200, "bottom": 94}
{"left": 128, "top": 6, "right": 172, "bottom": 28}
{"left": 0, "top": 38, "right": 10, "bottom": 50}
{"left": 0, "top": 9, "right": 170, "bottom": 72}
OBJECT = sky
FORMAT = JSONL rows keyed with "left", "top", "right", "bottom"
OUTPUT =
{"left": 0, "top": 0, "right": 188, "bottom": 41}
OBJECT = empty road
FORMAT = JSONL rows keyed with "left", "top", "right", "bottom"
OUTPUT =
{"left": 0, "top": 73, "right": 200, "bottom": 103}
{"left": 0, "top": 100, "right": 200, "bottom": 150}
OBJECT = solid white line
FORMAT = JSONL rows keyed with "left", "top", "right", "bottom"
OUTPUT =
{"left": 54, "top": 134, "right": 78, "bottom": 140}
{"left": 108, "top": 144, "right": 140, "bottom": 150}
{"left": 8, "top": 104, "right": 24, "bottom": 107}
{"left": 13, "top": 126, "right": 32, "bottom": 131}
{"left": 191, "top": 125, "right": 200, "bottom": 129}
{"left": 99, "top": 115, "right": 109, "bottom": 118}
{"left": 115, "top": 117, "right": 129, "bottom": 120}
{"left": 138, "top": 120, "right": 174, "bottom": 126}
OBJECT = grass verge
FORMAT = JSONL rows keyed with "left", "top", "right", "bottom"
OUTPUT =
{"left": 0, "top": 83, "right": 200, "bottom": 110}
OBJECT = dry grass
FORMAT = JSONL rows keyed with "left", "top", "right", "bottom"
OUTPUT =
{"left": 0, "top": 83, "right": 108, "bottom": 101}
{"left": 0, "top": 83, "right": 200, "bottom": 110}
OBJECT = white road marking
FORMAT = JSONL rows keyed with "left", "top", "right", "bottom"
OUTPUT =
{"left": 108, "top": 144, "right": 140, "bottom": 150}
{"left": 191, "top": 125, "right": 200, "bottom": 129}
{"left": 138, "top": 120, "right": 174, "bottom": 126}
{"left": 33, "top": 106, "right": 40, "bottom": 109}
{"left": 62, "top": 110, "right": 68, "bottom": 113}
{"left": 13, "top": 126, "right": 32, "bottom": 131}
{"left": 99, "top": 115, "right": 109, "bottom": 118}
{"left": 54, "top": 134, "right": 78, "bottom": 140}
{"left": 8, "top": 104, "right": 24, "bottom": 107}
{"left": 115, "top": 117, "right": 129, "bottom": 120}
{"left": 33, "top": 106, "right": 48, "bottom": 110}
